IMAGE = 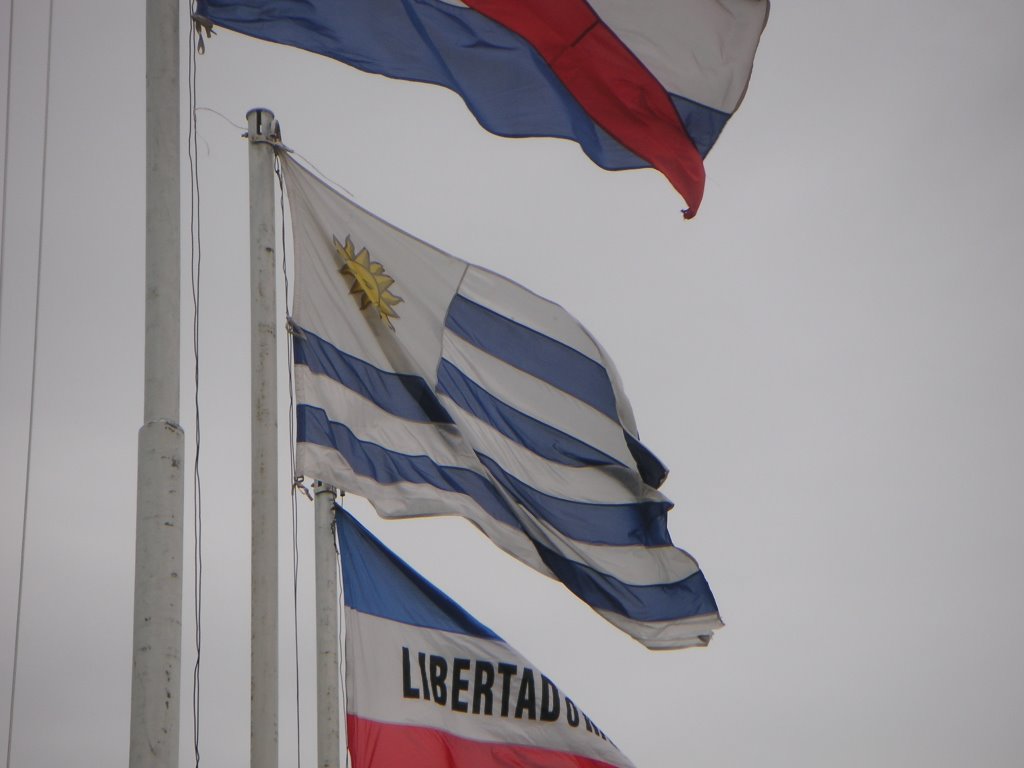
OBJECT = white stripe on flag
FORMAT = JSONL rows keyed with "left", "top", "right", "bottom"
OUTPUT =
{"left": 302, "top": 439, "right": 697, "bottom": 586}
{"left": 457, "top": 267, "right": 607, "bottom": 365}
{"left": 525, "top": 514, "right": 700, "bottom": 586}
{"left": 595, "top": 608, "right": 724, "bottom": 650}
{"left": 440, "top": 333, "right": 637, "bottom": 470}
{"left": 345, "top": 609, "right": 636, "bottom": 768}
{"left": 440, "top": 395, "right": 659, "bottom": 504}
{"left": 590, "top": 0, "right": 769, "bottom": 112}
{"left": 298, "top": 442, "right": 548, "bottom": 574}
{"left": 296, "top": 365, "right": 477, "bottom": 469}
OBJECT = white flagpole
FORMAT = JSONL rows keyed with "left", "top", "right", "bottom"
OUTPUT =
{"left": 129, "top": 1, "right": 183, "bottom": 766}
{"left": 313, "top": 481, "right": 342, "bottom": 768}
{"left": 247, "top": 107, "right": 280, "bottom": 768}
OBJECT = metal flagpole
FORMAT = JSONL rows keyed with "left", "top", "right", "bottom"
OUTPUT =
{"left": 313, "top": 481, "right": 342, "bottom": 768}
{"left": 129, "top": 1, "right": 183, "bottom": 766}
{"left": 247, "top": 107, "right": 280, "bottom": 768}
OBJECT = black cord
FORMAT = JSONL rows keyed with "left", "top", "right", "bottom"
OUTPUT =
{"left": 278, "top": 155, "right": 304, "bottom": 768}
{"left": 188, "top": 6, "right": 204, "bottom": 765}
{"left": 0, "top": 0, "right": 15, "bottom": 341}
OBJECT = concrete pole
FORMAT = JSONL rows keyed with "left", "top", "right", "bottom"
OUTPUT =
{"left": 248, "top": 107, "right": 280, "bottom": 768}
{"left": 129, "top": 1, "right": 183, "bottom": 766}
{"left": 314, "top": 482, "right": 341, "bottom": 768}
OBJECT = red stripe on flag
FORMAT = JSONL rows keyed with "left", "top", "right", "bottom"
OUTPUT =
{"left": 462, "top": 0, "right": 705, "bottom": 217}
{"left": 347, "top": 714, "right": 626, "bottom": 768}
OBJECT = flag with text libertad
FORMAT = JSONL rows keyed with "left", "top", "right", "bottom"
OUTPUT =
{"left": 338, "top": 507, "right": 636, "bottom": 768}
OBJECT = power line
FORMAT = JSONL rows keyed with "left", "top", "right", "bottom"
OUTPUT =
{"left": 0, "top": 0, "right": 18, "bottom": 350}
{"left": 6, "top": 1, "right": 55, "bottom": 766}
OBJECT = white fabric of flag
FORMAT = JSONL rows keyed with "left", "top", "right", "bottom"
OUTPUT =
{"left": 283, "top": 153, "right": 722, "bottom": 648}
{"left": 339, "top": 508, "right": 637, "bottom": 768}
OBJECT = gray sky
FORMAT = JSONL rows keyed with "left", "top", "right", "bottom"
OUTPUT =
{"left": 2, "top": 1, "right": 1023, "bottom": 766}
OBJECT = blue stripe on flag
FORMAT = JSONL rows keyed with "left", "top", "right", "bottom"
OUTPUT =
{"left": 437, "top": 359, "right": 621, "bottom": 469}
{"left": 535, "top": 541, "right": 718, "bottom": 623}
{"left": 623, "top": 431, "right": 668, "bottom": 489}
{"left": 338, "top": 508, "right": 500, "bottom": 640}
{"left": 671, "top": 94, "right": 730, "bottom": 159}
{"left": 297, "top": 404, "right": 521, "bottom": 530}
{"left": 294, "top": 328, "right": 453, "bottom": 424}
{"left": 445, "top": 295, "right": 618, "bottom": 421}
{"left": 477, "top": 454, "right": 672, "bottom": 548}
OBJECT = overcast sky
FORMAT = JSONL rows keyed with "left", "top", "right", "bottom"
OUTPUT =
{"left": 2, "top": 1, "right": 1023, "bottom": 766}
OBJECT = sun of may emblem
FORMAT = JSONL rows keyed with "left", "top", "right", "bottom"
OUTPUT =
{"left": 332, "top": 235, "right": 403, "bottom": 329}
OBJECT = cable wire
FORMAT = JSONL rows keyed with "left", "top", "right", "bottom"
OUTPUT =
{"left": 193, "top": 105, "right": 246, "bottom": 132}
{"left": 278, "top": 154, "right": 304, "bottom": 768}
{"left": 335, "top": 503, "right": 350, "bottom": 768}
{"left": 187, "top": 5, "right": 204, "bottom": 765}
{"left": 0, "top": 0, "right": 18, "bottom": 352}
{"left": 288, "top": 148, "right": 355, "bottom": 199}
{"left": 6, "top": 2, "right": 54, "bottom": 765}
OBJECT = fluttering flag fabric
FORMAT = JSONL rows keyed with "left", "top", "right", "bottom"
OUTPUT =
{"left": 283, "top": 153, "right": 722, "bottom": 648}
{"left": 338, "top": 507, "right": 636, "bottom": 768}
{"left": 195, "top": 0, "right": 769, "bottom": 217}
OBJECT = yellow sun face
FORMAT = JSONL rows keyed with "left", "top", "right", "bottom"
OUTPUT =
{"left": 332, "top": 235, "right": 403, "bottom": 329}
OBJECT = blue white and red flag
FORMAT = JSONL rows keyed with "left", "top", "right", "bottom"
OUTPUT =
{"left": 195, "top": 0, "right": 769, "bottom": 217}
{"left": 338, "top": 507, "right": 636, "bottom": 768}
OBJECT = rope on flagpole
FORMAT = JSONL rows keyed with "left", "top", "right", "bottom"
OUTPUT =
{"left": 278, "top": 154, "right": 305, "bottom": 768}
{"left": 335, "top": 506, "right": 350, "bottom": 768}
{"left": 277, "top": 148, "right": 347, "bottom": 768}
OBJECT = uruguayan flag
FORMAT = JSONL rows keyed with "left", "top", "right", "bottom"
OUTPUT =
{"left": 283, "top": 154, "right": 721, "bottom": 648}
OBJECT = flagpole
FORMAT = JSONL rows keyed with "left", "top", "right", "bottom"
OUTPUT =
{"left": 247, "top": 107, "right": 280, "bottom": 768}
{"left": 129, "top": 1, "right": 183, "bottom": 766}
{"left": 313, "top": 481, "right": 342, "bottom": 768}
